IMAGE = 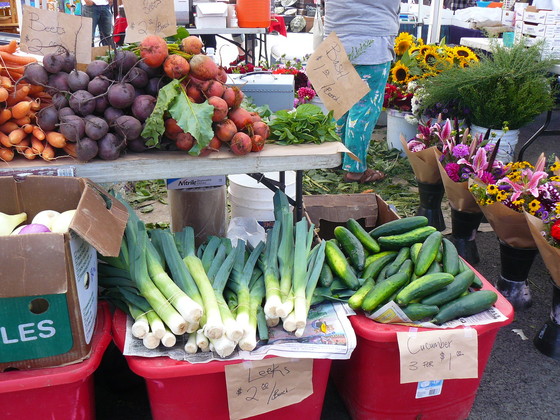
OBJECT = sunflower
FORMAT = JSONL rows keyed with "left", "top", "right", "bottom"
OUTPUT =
{"left": 550, "top": 162, "right": 560, "bottom": 172}
{"left": 513, "top": 198, "right": 525, "bottom": 207}
{"left": 453, "top": 46, "right": 476, "bottom": 59}
{"left": 550, "top": 175, "right": 560, "bottom": 182}
{"left": 390, "top": 61, "right": 410, "bottom": 84}
{"left": 421, "top": 46, "right": 441, "bottom": 69}
{"left": 496, "top": 190, "right": 508, "bottom": 201}
{"left": 486, "top": 184, "right": 499, "bottom": 195}
{"left": 394, "top": 33, "right": 414, "bottom": 55}
{"left": 528, "top": 199, "right": 541, "bottom": 214}
{"left": 418, "top": 44, "right": 432, "bottom": 56}
{"left": 486, "top": 199, "right": 495, "bottom": 205}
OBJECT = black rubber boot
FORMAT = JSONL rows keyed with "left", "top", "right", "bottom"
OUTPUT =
{"left": 534, "top": 283, "right": 560, "bottom": 361}
{"left": 496, "top": 240, "right": 538, "bottom": 310}
{"left": 416, "top": 181, "right": 446, "bottom": 231}
{"left": 450, "top": 208, "right": 484, "bottom": 265}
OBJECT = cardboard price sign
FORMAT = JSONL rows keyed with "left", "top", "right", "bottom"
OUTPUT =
{"left": 397, "top": 329, "right": 478, "bottom": 384}
{"left": 306, "top": 32, "right": 370, "bottom": 120}
{"left": 225, "top": 358, "right": 313, "bottom": 420}
{"left": 20, "top": 5, "right": 92, "bottom": 65}
{"left": 123, "top": 0, "right": 177, "bottom": 43}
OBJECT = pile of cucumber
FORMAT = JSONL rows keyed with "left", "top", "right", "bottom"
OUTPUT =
{"left": 323, "top": 216, "right": 498, "bottom": 325}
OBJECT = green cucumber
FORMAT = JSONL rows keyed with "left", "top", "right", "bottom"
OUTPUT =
{"left": 386, "top": 247, "right": 411, "bottom": 277}
{"left": 370, "top": 216, "right": 429, "bottom": 239}
{"left": 347, "top": 218, "right": 380, "bottom": 253}
{"left": 432, "top": 290, "right": 498, "bottom": 324}
{"left": 442, "top": 238, "right": 460, "bottom": 275}
{"left": 414, "top": 231, "right": 443, "bottom": 276}
{"left": 378, "top": 226, "right": 438, "bottom": 250}
{"left": 348, "top": 277, "right": 376, "bottom": 310}
{"left": 399, "top": 259, "right": 415, "bottom": 281}
{"left": 362, "top": 271, "right": 410, "bottom": 312}
{"left": 459, "top": 259, "right": 483, "bottom": 288}
{"left": 364, "top": 250, "right": 398, "bottom": 269}
{"left": 421, "top": 270, "right": 475, "bottom": 306}
{"left": 426, "top": 260, "right": 442, "bottom": 274}
{"left": 325, "top": 240, "right": 360, "bottom": 290}
{"left": 319, "top": 264, "right": 334, "bottom": 288}
{"left": 334, "top": 226, "right": 366, "bottom": 272}
{"left": 361, "top": 252, "right": 397, "bottom": 281}
{"left": 436, "top": 248, "right": 443, "bottom": 263}
{"left": 402, "top": 303, "right": 440, "bottom": 321}
{"left": 410, "top": 242, "right": 423, "bottom": 265}
{"left": 396, "top": 272, "right": 455, "bottom": 306}
{"left": 377, "top": 263, "right": 391, "bottom": 282}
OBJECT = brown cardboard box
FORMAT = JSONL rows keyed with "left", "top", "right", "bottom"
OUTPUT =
{"left": 303, "top": 193, "right": 399, "bottom": 240}
{"left": 0, "top": 176, "right": 128, "bottom": 371}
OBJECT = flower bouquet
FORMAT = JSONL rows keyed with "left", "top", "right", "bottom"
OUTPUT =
{"left": 469, "top": 155, "right": 560, "bottom": 308}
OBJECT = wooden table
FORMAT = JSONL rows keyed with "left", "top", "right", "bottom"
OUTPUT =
{"left": 0, "top": 142, "right": 346, "bottom": 220}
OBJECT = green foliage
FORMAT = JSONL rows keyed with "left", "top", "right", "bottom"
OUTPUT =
{"left": 268, "top": 104, "right": 340, "bottom": 144}
{"left": 418, "top": 41, "right": 560, "bottom": 129}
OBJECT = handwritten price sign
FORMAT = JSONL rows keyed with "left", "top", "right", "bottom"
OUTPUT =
{"left": 306, "top": 32, "right": 370, "bottom": 120}
{"left": 397, "top": 328, "right": 479, "bottom": 384}
{"left": 123, "top": 0, "right": 177, "bottom": 43}
{"left": 225, "top": 358, "right": 313, "bottom": 420}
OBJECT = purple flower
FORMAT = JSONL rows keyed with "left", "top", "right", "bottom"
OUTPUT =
{"left": 479, "top": 172, "right": 496, "bottom": 185}
{"left": 452, "top": 144, "right": 469, "bottom": 158}
{"left": 445, "top": 162, "right": 461, "bottom": 182}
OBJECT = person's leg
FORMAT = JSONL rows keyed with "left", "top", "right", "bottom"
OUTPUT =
{"left": 342, "top": 62, "right": 391, "bottom": 182}
{"left": 81, "top": 5, "right": 98, "bottom": 46}
{"left": 230, "top": 34, "right": 246, "bottom": 65}
{"left": 97, "top": 5, "right": 114, "bottom": 47}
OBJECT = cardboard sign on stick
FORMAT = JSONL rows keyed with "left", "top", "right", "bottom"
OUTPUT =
{"left": 123, "top": 0, "right": 177, "bottom": 43}
{"left": 20, "top": 6, "right": 92, "bottom": 65}
{"left": 306, "top": 32, "right": 370, "bottom": 120}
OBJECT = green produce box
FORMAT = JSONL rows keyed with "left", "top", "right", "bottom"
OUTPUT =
{"left": 303, "top": 193, "right": 399, "bottom": 241}
{"left": 0, "top": 176, "right": 128, "bottom": 371}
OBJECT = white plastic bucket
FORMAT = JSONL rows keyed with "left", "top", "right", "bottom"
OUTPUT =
{"left": 228, "top": 172, "right": 296, "bottom": 224}
{"left": 470, "top": 124, "right": 520, "bottom": 163}
{"left": 386, "top": 109, "right": 418, "bottom": 156}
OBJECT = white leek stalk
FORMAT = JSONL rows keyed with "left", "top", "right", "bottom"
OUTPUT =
{"left": 161, "top": 327, "right": 177, "bottom": 348}
{"left": 142, "top": 332, "right": 160, "bottom": 349}
{"left": 185, "top": 333, "right": 198, "bottom": 354}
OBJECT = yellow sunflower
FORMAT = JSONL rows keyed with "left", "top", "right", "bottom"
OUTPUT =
{"left": 486, "top": 199, "right": 495, "bottom": 205}
{"left": 421, "top": 46, "right": 441, "bottom": 68}
{"left": 550, "top": 162, "right": 560, "bottom": 172}
{"left": 513, "top": 199, "right": 525, "bottom": 207}
{"left": 528, "top": 199, "right": 541, "bottom": 214}
{"left": 496, "top": 191, "right": 508, "bottom": 201}
{"left": 390, "top": 61, "right": 410, "bottom": 84}
{"left": 486, "top": 184, "right": 499, "bottom": 195}
{"left": 550, "top": 175, "right": 560, "bottom": 182}
{"left": 453, "top": 46, "right": 476, "bottom": 59}
{"left": 394, "top": 33, "right": 414, "bottom": 55}
{"left": 418, "top": 44, "right": 432, "bottom": 56}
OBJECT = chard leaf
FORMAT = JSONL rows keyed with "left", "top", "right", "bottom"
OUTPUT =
{"left": 168, "top": 92, "right": 214, "bottom": 156}
{"left": 142, "top": 79, "right": 182, "bottom": 147}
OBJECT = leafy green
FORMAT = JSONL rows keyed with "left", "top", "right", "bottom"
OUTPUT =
{"left": 166, "top": 27, "right": 190, "bottom": 43}
{"left": 241, "top": 96, "right": 272, "bottom": 119}
{"left": 142, "top": 80, "right": 182, "bottom": 147}
{"left": 268, "top": 104, "right": 340, "bottom": 145}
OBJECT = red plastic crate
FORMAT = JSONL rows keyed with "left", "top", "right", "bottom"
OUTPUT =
{"left": 331, "top": 267, "right": 514, "bottom": 420}
{"left": 112, "top": 309, "right": 332, "bottom": 420}
{"left": 0, "top": 303, "right": 112, "bottom": 420}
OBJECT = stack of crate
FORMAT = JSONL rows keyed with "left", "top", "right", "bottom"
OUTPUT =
{"left": 514, "top": 6, "right": 560, "bottom": 59}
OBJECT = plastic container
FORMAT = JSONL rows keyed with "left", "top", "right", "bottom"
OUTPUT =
{"left": 0, "top": 303, "right": 112, "bottom": 420}
{"left": 469, "top": 124, "right": 520, "bottom": 163}
{"left": 228, "top": 172, "right": 296, "bottom": 225}
{"left": 112, "top": 309, "right": 332, "bottom": 420}
{"left": 236, "top": 0, "right": 271, "bottom": 28}
{"left": 386, "top": 109, "right": 418, "bottom": 156}
{"left": 331, "top": 269, "right": 514, "bottom": 420}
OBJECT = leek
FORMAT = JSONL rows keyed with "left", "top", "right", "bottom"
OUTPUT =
{"left": 185, "top": 332, "right": 198, "bottom": 354}
{"left": 292, "top": 218, "right": 314, "bottom": 330}
{"left": 161, "top": 327, "right": 177, "bottom": 348}
{"left": 262, "top": 220, "right": 282, "bottom": 318}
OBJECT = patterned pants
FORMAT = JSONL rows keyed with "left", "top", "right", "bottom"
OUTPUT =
{"left": 337, "top": 62, "right": 391, "bottom": 173}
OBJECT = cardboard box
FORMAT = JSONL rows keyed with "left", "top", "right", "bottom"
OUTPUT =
{"left": 303, "top": 193, "right": 399, "bottom": 241}
{"left": 227, "top": 73, "right": 295, "bottom": 112}
{"left": 522, "top": 7, "right": 559, "bottom": 25}
{"left": 195, "top": 2, "right": 228, "bottom": 28}
{"left": 0, "top": 176, "right": 128, "bottom": 371}
{"left": 522, "top": 22, "right": 560, "bottom": 37}
{"left": 501, "top": 10, "right": 515, "bottom": 26}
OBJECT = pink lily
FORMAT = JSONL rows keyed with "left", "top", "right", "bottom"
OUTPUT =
{"left": 498, "top": 166, "right": 549, "bottom": 202}
{"left": 436, "top": 119, "right": 453, "bottom": 143}
{"left": 457, "top": 147, "right": 489, "bottom": 178}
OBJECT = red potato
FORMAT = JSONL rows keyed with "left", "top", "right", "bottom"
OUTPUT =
{"left": 230, "top": 132, "right": 252, "bottom": 155}
{"left": 175, "top": 132, "right": 195, "bottom": 152}
{"left": 182, "top": 36, "right": 203, "bottom": 55}
{"left": 140, "top": 35, "right": 169, "bottom": 68}
{"left": 189, "top": 54, "right": 219, "bottom": 81}
{"left": 163, "top": 55, "right": 190, "bottom": 79}
{"left": 214, "top": 119, "right": 237, "bottom": 142}
{"left": 250, "top": 135, "right": 265, "bottom": 152}
{"left": 208, "top": 96, "right": 228, "bottom": 122}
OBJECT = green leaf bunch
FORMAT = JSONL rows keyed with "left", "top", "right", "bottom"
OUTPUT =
{"left": 417, "top": 40, "right": 560, "bottom": 130}
{"left": 268, "top": 104, "right": 340, "bottom": 144}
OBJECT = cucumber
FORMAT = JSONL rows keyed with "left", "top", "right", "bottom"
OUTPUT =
{"left": 378, "top": 226, "right": 437, "bottom": 250}
{"left": 348, "top": 277, "right": 376, "bottom": 310}
{"left": 334, "top": 226, "right": 366, "bottom": 272}
{"left": 442, "top": 238, "right": 460, "bottom": 275}
{"left": 410, "top": 242, "right": 423, "bottom": 265}
{"left": 399, "top": 259, "right": 415, "bottom": 281}
{"left": 395, "top": 272, "right": 455, "bottom": 306}
{"left": 347, "top": 218, "right": 381, "bottom": 253}
{"left": 386, "top": 247, "right": 411, "bottom": 277}
{"left": 319, "top": 264, "right": 334, "bottom": 288}
{"left": 432, "top": 290, "right": 498, "bottom": 324}
{"left": 325, "top": 240, "right": 360, "bottom": 290}
{"left": 364, "top": 250, "right": 398, "bottom": 268}
{"left": 425, "top": 260, "right": 442, "bottom": 274}
{"left": 377, "top": 263, "right": 391, "bottom": 282}
{"left": 414, "top": 231, "right": 443, "bottom": 276}
{"left": 459, "top": 259, "right": 483, "bottom": 288}
{"left": 436, "top": 248, "right": 443, "bottom": 263}
{"left": 421, "top": 270, "right": 475, "bottom": 306}
{"left": 361, "top": 252, "right": 397, "bottom": 281}
{"left": 362, "top": 271, "right": 410, "bottom": 312}
{"left": 370, "top": 216, "right": 429, "bottom": 239}
{"left": 402, "top": 303, "right": 440, "bottom": 321}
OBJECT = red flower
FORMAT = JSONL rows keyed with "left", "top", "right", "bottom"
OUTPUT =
{"left": 551, "top": 220, "right": 560, "bottom": 241}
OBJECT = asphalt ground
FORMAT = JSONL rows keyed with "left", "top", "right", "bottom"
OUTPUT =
{"left": 94, "top": 110, "right": 560, "bottom": 420}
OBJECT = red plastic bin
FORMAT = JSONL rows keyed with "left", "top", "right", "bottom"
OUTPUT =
{"left": 112, "top": 309, "right": 332, "bottom": 420}
{"left": 0, "top": 303, "right": 112, "bottom": 420}
{"left": 331, "top": 267, "right": 514, "bottom": 420}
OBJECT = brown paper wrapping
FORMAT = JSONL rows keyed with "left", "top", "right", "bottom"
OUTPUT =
{"left": 525, "top": 212, "right": 560, "bottom": 287}
{"left": 400, "top": 135, "right": 442, "bottom": 184}
{"left": 436, "top": 153, "right": 481, "bottom": 213}
{"left": 478, "top": 202, "right": 536, "bottom": 248}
